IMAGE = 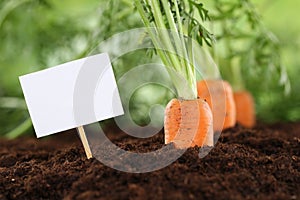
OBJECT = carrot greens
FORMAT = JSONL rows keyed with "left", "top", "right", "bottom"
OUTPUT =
{"left": 134, "top": 0, "right": 214, "bottom": 100}
{"left": 207, "top": 0, "right": 290, "bottom": 94}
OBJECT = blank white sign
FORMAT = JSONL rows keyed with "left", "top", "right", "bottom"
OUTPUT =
{"left": 19, "top": 53, "right": 124, "bottom": 138}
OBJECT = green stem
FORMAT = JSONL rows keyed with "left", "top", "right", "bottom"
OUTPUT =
{"left": 161, "top": 0, "right": 196, "bottom": 97}
{"left": 173, "top": 0, "right": 190, "bottom": 71}
{"left": 223, "top": 20, "right": 244, "bottom": 91}
{"left": 135, "top": 0, "right": 197, "bottom": 99}
{"left": 174, "top": 0, "right": 195, "bottom": 84}
{"left": 187, "top": 37, "right": 197, "bottom": 94}
{"left": 148, "top": 0, "right": 183, "bottom": 73}
{"left": 161, "top": 0, "right": 186, "bottom": 71}
{"left": 230, "top": 57, "right": 245, "bottom": 91}
{"left": 134, "top": 0, "right": 172, "bottom": 67}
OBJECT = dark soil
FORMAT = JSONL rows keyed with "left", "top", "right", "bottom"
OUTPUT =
{"left": 0, "top": 123, "right": 299, "bottom": 200}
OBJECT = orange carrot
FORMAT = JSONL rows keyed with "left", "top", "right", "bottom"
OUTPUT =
{"left": 197, "top": 80, "right": 236, "bottom": 131}
{"left": 233, "top": 90, "right": 256, "bottom": 128}
{"left": 164, "top": 98, "right": 213, "bottom": 148}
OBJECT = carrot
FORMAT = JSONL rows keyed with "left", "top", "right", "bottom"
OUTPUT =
{"left": 233, "top": 90, "right": 256, "bottom": 128}
{"left": 197, "top": 80, "right": 236, "bottom": 131}
{"left": 164, "top": 98, "right": 213, "bottom": 148}
{"left": 135, "top": 0, "right": 215, "bottom": 148}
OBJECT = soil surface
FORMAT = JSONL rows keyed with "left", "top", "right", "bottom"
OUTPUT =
{"left": 0, "top": 123, "right": 299, "bottom": 200}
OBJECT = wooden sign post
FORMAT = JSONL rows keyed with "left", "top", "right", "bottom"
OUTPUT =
{"left": 19, "top": 53, "right": 124, "bottom": 159}
{"left": 76, "top": 126, "right": 93, "bottom": 159}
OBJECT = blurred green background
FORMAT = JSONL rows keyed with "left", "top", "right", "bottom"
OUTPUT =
{"left": 251, "top": 0, "right": 300, "bottom": 122}
{"left": 0, "top": 0, "right": 299, "bottom": 138}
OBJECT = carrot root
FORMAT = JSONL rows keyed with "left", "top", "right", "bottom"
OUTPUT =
{"left": 164, "top": 98, "right": 213, "bottom": 149}
{"left": 197, "top": 80, "right": 236, "bottom": 132}
{"left": 234, "top": 90, "right": 256, "bottom": 128}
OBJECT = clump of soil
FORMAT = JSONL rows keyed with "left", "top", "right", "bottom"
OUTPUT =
{"left": 0, "top": 123, "right": 299, "bottom": 200}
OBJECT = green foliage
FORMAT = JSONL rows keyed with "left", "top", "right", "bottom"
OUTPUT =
{"left": 135, "top": 0, "right": 214, "bottom": 99}
{"left": 141, "top": 0, "right": 214, "bottom": 46}
{"left": 204, "top": 0, "right": 290, "bottom": 93}
{"left": 201, "top": 0, "right": 300, "bottom": 122}
{"left": 250, "top": 0, "right": 300, "bottom": 122}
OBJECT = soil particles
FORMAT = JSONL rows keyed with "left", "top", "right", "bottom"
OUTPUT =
{"left": 0, "top": 123, "right": 299, "bottom": 200}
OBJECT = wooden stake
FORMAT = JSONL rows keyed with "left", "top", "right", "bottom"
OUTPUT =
{"left": 76, "top": 126, "right": 93, "bottom": 159}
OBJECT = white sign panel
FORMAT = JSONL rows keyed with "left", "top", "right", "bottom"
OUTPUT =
{"left": 19, "top": 53, "right": 124, "bottom": 138}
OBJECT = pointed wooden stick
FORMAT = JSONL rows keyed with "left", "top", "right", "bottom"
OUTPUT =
{"left": 76, "top": 126, "right": 93, "bottom": 159}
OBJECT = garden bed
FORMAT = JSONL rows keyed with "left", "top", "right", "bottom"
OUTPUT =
{"left": 0, "top": 123, "right": 299, "bottom": 200}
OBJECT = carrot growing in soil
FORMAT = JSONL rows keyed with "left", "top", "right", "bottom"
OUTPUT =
{"left": 208, "top": 0, "right": 290, "bottom": 128}
{"left": 193, "top": 46, "right": 236, "bottom": 131}
{"left": 224, "top": 58, "right": 256, "bottom": 128}
{"left": 165, "top": 2, "right": 237, "bottom": 132}
{"left": 164, "top": 98, "right": 213, "bottom": 148}
{"left": 197, "top": 79, "right": 236, "bottom": 131}
{"left": 134, "top": 0, "right": 215, "bottom": 148}
{"left": 226, "top": 63, "right": 256, "bottom": 128}
{"left": 233, "top": 90, "right": 255, "bottom": 128}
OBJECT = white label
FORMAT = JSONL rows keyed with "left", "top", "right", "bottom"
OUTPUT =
{"left": 19, "top": 53, "right": 124, "bottom": 138}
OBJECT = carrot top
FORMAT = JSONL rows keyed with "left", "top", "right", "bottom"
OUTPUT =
{"left": 208, "top": 0, "right": 290, "bottom": 94}
{"left": 134, "top": 0, "right": 214, "bottom": 100}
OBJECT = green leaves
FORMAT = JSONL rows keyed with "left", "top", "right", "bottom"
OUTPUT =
{"left": 138, "top": 0, "right": 214, "bottom": 47}
{"left": 188, "top": 1, "right": 210, "bottom": 21}
{"left": 134, "top": 0, "right": 216, "bottom": 99}
{"left": 210, "top": 0, "right": 290, "bottom": 94}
